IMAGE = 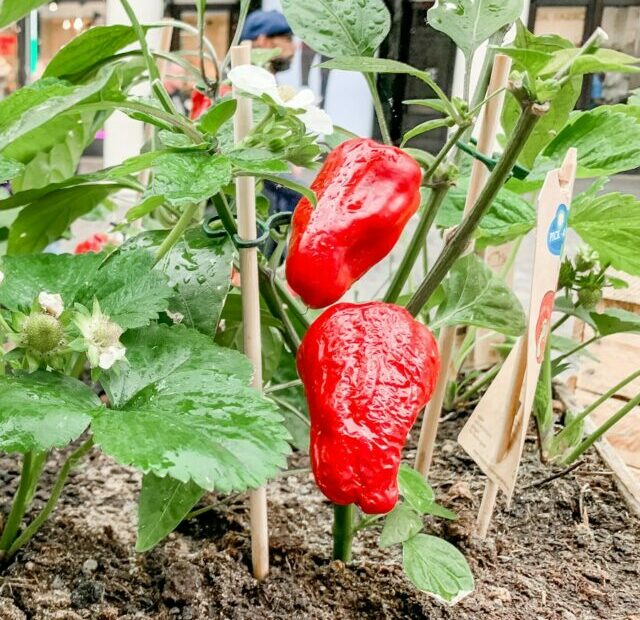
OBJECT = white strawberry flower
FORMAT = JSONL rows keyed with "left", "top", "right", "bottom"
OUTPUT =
{"left": 228, "top": 65, "right": 333, "bottom": 135}
{"left": 38, "top": 292, "right": 64, "bottom": 318}
{"left": 75, "top": 301, "right": 126, "bottom": 370}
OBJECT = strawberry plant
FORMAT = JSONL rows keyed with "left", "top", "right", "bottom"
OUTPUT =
{"left": 0, "top": 0, "right": 638, "bottom": 608}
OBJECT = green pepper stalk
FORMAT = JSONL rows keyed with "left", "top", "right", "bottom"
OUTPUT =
{"left": 332, "top": 504, "right": 355, "bottom": 562}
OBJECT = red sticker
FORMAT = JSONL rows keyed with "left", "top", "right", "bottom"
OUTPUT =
{"left": 535, "top": 291, "right": 555, "bottom": 363}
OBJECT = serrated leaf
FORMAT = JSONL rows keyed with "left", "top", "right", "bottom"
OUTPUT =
{"left": 78, "top": 250, "right": 172, "bottom": 330}
{"left": 149, "top": 152, "right": 232, "bottom": 206}
{"left": 402, "top": 534, "right": 474, "bottom": 604}
{"left": 101, "top": 323, "right": 253, "bottom": 408}
{"left": 590, "top": 308, "right": 640, "bottom": 337}
{"left": 543, "top": 107, "right": 640, "bottom": 178}
{"left": 199, "top": 98, "right": 237, "bottom": 135}
{"left": 121, "top": 228, "right": 233, "bottom": 336}
{"left": 7, "top": 184, "right": 124, "bottom": 255}
{"left": 435, "top": 179, "right": 535, "bottom": 247}
{"left": 433, "top": 255, "right": 526, "bottom": 336}
{"left": 136, "top": 473, "right": 204, "bottom": 552}
{"left": 0, "top": 372, "right": 100, "bottom": 452}
{"left": 43, "top": 25, "right": 142, "bottom": 81}
{"left": 281, "top": 0, "right": 391, "bottom": 58}
{"left": 380, "top": 503, "right": 423, "bottom": 548}
{"left": 427, "top": 0, "right": 523, "bottom": 60}
{"left": 570, "top": 192, "right": 640, "bottom": 275}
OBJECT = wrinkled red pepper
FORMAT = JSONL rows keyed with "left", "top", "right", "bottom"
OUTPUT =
{"left": 286, "top": 138, "right": 422, "bottom": 309}
{"left": 75, "top": 233, "right": 109, "bottom": 254}
{"left": 297, "top": 302, "right": 440, "bottom": 514}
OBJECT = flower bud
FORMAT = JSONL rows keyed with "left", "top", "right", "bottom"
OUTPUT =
{"left": 21, "top": 314, "right": 64, "bottom": 354}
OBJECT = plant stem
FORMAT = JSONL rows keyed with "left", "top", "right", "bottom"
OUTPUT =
{"left": 384, "top": 185, "right": 449, "bottom": 304}
{"left": 119, "top": 0, "right": 175, "bottom": 115}
{"left": 405, "top": 105, "right": 542, "bottom": 317}
{"left": 258, "top": 267, "right": 301, "bottom": 353}
{"left": 453, "top": 362, "right": 500, "bottom": 407}
{"left": 221, "top": 0, "right": 251, "bottom": 76}
{"left": 154, "top": 203, "right": 199, "bottom": 264}
{"left": 273, "top": 276, "right": 311, "bottom": 332}
{"left": 264, "top": 379, "right": 302, "bottom": 394}
{"left": 423, "top": 125, "right": 467, "bottom": 182}
{"left": 6, "top": 438, "right": 95, "bottom": 561}
{"left": 552, "top": 313, "right": 571, "bottom": 332}
{"left": 0, "top": 453, "right": 36, "bottom": 554}
{"left": 269, "top": 395, "right": 309, "bottom": 427}
{"left": 332, "top": 504, "right": 355, "bottom": 562}
{"left": 366, "top": 74, "right": 392, "bottom": 145}
{"left": 215, "top": 192, "right": 239, "bottom": 236}
{"left": 561, "top": 390, "right": 640, "bottom": 465}
{"left": 556, "top": 368, "right": 640, "bottom": 445}
{"left": 553, "top": 335, "right": 597, "bottom": 366}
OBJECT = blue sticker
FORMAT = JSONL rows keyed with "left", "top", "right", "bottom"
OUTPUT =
{"left": 547, "top": 203, "right": 568, "bottom": 256}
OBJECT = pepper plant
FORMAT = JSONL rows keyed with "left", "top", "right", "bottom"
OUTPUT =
{"left": 0, "top": 0, "right": 639, "bottom": 608}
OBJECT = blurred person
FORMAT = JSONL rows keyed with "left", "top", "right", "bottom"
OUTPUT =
{"left": 240, "top": 10, "right": 295, "bottom": 73}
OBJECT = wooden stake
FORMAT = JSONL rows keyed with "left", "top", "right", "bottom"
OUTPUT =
{"left": 414, "top": 54, "right": 512, "bottom": 478}
{"left": 231, "top": 42, "right": 269, "bottom": 581}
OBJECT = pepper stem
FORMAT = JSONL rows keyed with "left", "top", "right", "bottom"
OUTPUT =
{"left": 332, "top": 503, "right": 355, "bottom": 563}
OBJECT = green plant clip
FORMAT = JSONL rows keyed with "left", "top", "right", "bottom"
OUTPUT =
{"left": 203, "top": 211, "right": 293, "bottom": 249}
{"left": 456, "top": 139, "right": 530, "bottom": 180}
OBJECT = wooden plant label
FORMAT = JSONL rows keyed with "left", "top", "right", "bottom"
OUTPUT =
{"left": 458, "top": 148, "right": 577, "bottom": 501}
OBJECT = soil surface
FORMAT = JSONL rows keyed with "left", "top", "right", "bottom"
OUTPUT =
{"left": 1, "top": 414, "right": 639, "bottom": 620}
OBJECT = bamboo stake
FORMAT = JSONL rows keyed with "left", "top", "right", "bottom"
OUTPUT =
{"left": 414, "top": 54, "right": 511, "bottom": 478}
{"left": 231, "top": 42, "right": 269, "bottom": 581}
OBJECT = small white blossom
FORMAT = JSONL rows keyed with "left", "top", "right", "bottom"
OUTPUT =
{"left": 75, "top": 301, "right": 126, "bottom": 370}
{"left": 0, "top": 270, "right": 4, "bottom": 285}
{"left": 166, "top": 310, "right": 184, "bottom": 324}
{"left": 38, "top": 292, "right": 64, "bottom": 318}
{"left": 228, "top": 65, "right": 333, "bottom": 135}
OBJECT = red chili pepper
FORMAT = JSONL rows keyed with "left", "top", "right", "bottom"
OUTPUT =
{"left": 297, "top": 302, "right": 440, "bottom": 514}
{"left": 286, "top": 138, "right": 422, "bottom": 309}
{"left": 74, "top": 233, "right": 110, "bottom": 254}
{"left": 190, "top": 90, "right": 212, "bottom": 120}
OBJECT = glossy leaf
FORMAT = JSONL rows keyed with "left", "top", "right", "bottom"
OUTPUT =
{"left": 433, "top": 255, "right": 526, "bottom": 336}
{"left": 0, "top": 155, "right": 23, "bottom": 181}
{"left": 0, "top": 372, "right": 100, "bottom": 453}
{"left": 402, "top": 535, "right": 474, "bottom": 604}
{"left": 401, "top": 118, "right": 453, "bottom": 146}
{"left": 149, "top": 152, "right": 232, "bottom": 206}
{"left": 122, "top": 227, "right": 234, "bottom": 336}
{"left": 43, "top": 25, "right": 141, "bottom": 81}
{"left": 543, "top": 107, "right": 640, "bottom": 178}
{"left": 228, "top": 148, "right": 289, "bottom": 174}
{"left": 0, "top": 0, "right": 48, "bottom": 28}
{"left": 427, "top": 0, "right": 523, "bottom": 60}
{"left": 570, "top": 192, "right": 640, "bottom": 275}
{"left": 435, "top": 179, "right": 535, "bottom": 247}
{"left": 7, "top": 184, "right": 124, "bottom": 255}
{"left": 199, "top": 98, "right": 237, "bottom": 135}
{"left": 281, "top": 0, "right": 391, "bottom": 58}
{"left": 136, "top": 473, "right": 204, "bottom": 552}
{"left": 380, "top": 503, "right": 422, "bottom": 549}
{"left": 101, "top": 323, "right": 253, "bottom": 408}
{"left": 398, "top": 464, "right": 434, "bottom": 512}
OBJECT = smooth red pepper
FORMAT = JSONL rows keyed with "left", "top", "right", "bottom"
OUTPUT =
{"left": 297, "top": 302, "right": 440, "bottom": 514}
{"left": 285, "top": 138, "right": 422, "bottom": 309}
{"left": 190, "top": 90, "right": 212, "bottom": 120}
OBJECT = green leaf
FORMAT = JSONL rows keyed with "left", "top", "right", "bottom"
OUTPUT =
{"left": 402, "top": 534, "right": 474, "bottom": 604}
{"left": 250, "top": 173, "right": 316, "bottom": 207}
{"left": 101, "top": 323, "right": 253, "bottom": 409}
{"left": 543, "top": 107, "right": 640, "bottom": 178}
{"left": 435, "top": 179, "right": 535, "bottom": 246}
{"left": 550, "top": 335, "right": 597, "bottom": 362}
{"left": 402, "top": 118, "right": 453, "bottom": 146}
{"left": 0, "top": 252, "right": 103, "bottom": 312}
{"left": 122, "top": 228, "right": 234, "bottom": 336}
{"left": 136, "top": 473, "right": 204, "bottom": 552}
{"left": 398, "top": 464, "right": 435, "bottom": 512}
{"left": 7, "top": 184, "right": 124, "bottom": 255}
{"left": 79, "top": 250, "right": 173, "bottom": 330}
{"left": 125, "top": 195, "right": 165, "bottom": 221}
{"left": 544, "top": 47, "right": 640, "bottom": 77}
{"left": 380, "top": 503, "right": 423, "bottom": 549}
{"left": 43, "top": 25, "right": 141, "bottom": 81}
{"left": 590, "top": 308, "right": 640, "bottom": 337}
{"left": 149, "top": 152, "right": 232, "bottom": 207}
{"left": 570, "top": 192, "right": 640, "bottom": 275}
{"left": 0, "top": 155, "right": 23, "bottom": 181}
{"left": 281, "top": 0, "right": 391, "bottom": 58}
{"left": 0, "top": 372, "right": 100, "bottom": 452}
{"left": 228, "top": 148, "right": 289, "bottom": 174}
{"left": 93, "top": 324, "right": 290, "bottom": 492}
{"left": 433, "top": 255, "right": 526, "bottom": 336}
{"left": 427, "top": 0, "right": 523, "bottom": 60}
{"left": 0, "top": 0, "right": 48, "bottom": 28}
{"left": 319, "top": 56, "right": 453, "bottom": 114}
{"left": 157, "top": 130, "right": 197, "bottom": 150}
{"left": 199, "top": 98, "right": 237, "bottom": 135}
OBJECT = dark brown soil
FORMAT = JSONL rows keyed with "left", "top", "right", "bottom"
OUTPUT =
{"left": 1, "top": 414, "right": 639, "bottom": 620}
